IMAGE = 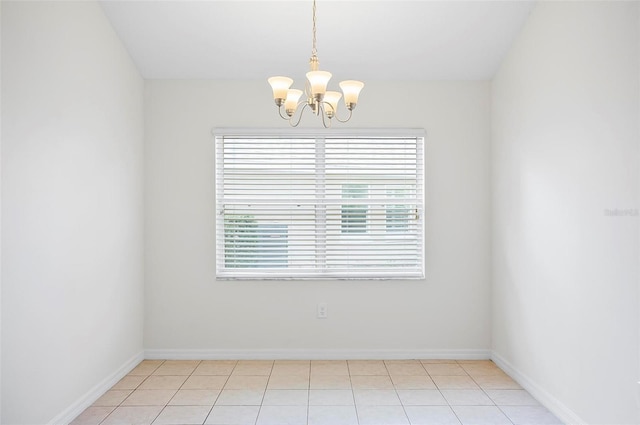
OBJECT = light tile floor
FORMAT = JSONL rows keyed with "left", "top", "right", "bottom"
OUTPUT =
{"left": 70, "top": 359, "right": 564, "bottom": 425}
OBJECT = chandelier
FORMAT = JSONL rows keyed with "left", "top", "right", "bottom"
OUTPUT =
{"left": 268, "top": 0, "right": 364, "bottom": 128}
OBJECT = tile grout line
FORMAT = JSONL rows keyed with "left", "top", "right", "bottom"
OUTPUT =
{"left": 164, "top": 360, "right": 202, "bottom": 424}
{"left": 306, "top": 361, "right": 311, "bottom": 425}
{"left": 385, "top": 360, "right": 412, "bottom": 425}
{"left": 200, "top": 360, "right": 233, "bottom": 425}
{"left": 255, "top": 360, "right": 273, "bottom": 425}
{"left": 345, "top": 360, "right": 359, "bottom": 425}
{"left": 147, "top": 360, "right": 170, "bottom": 425}
{"left": 447, "top": 360, "right": 471, "bottom": 425}
{"left": 96, "top": 360, "right": 166, "bottom": 425}
{"left": 457, "top": 359, "right": 517, "bottom": 425}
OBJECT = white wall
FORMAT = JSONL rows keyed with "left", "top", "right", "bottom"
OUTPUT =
{"left": 492, "top": 2, "right": 639, "bottom": 424}
{"left": 0, "top": 1, "right": 3, "bottom": 420}
{"left": 1, "top": 2, "right": 145, "bottom": 424}
{"left": 144, "top": 80, "right": 492, "bottom": 357}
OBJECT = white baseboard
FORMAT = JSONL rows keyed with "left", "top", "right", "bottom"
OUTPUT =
{"left": 144, "top": 348, "right": 492, "bottom": 361}
{"left": 48, "top": 351, "right": 145, "bottom": 425}
{"left": 491, "top": 351, "right": 586, "bottom": 425}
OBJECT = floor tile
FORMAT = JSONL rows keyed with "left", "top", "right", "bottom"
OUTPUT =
{"left": 101, "top": 406, "right": 164, "bottom": 425}
{"left": 309, "top": 389, "right": 355, "bottom": 406}
{"left": 486, "top": 389, "right": 540, "bottom": 406}
{"left": 182, "top": 375, "right": 228, "bottom": 390}
{"left": 153, "top": 360, "right": 200, "bottom": 376}
{"left": 69, "top": 406, "right": 115, "bottom": 425}
{"left": 384, "top": 360, "right": 422, "bottom": 366}
{"left": 310, "top": 374, "right": 352, "bottom": 389}
{"left": 233, "top": 360, "right": 273, "bottom": 376}
{"left": 262, "top": 389, "right": 309, "bottom": 405}
{"left": 130, "top": 361, "right": 165, "bottom": 376}
{"left": 391, "top": 375, "right": 437, "bottom": 390}
{"left": 458, "top": 361, "right": 501, "bottom": 377}
{"left": 356, "top": 405, "right": 409, "bottom": 425}
{"left": 452, "top": 406, "right": 512, "bottom": 425}
{"left": 122, "top": 389, "right": 177, "bottom": 406}
{"left": 308, "top": 405, "right": 358, "bottom": 425}
{"left": 152, "top": 405, "right": 211, "bottom": 425}
{"left": 215, "top": 389, "right": 265, "bottom": 405}
{"left": 385, "top": 361, "right": 428, "bottom": 376}
{"left": 397, "top": 389, "right": 447, "bottom": 406}
{"left": 348, "top": 360, "right": 389, "bottom": 376}
{"left": 168, "top": 389, "right": 220, "bottom": 405}
{"left": 457, "top": 360, "right": 496, "bottom": 366}
{"left": 274, "top": 360, "right": 311, "bottom": 365}
{"left": 404, "top": 406, "right": 461, "bottom": 425}
{"left": 225, "top": 375, "right": 269, "bottom": 390}
{"left": 237, "top": 360, "right": 274, "bottom": 367}
{"left": 204, "top": 405, "right": 260, "bottom": 425}
{"left": 351, "top": 375, "right": 394, "bottom": 389}
{"left": 267, "top": 374, "right": 309, "bottom": 389}
{"left": 194, "top": 360, "right": 237, "bottom": 376}
{"left": 473, "top": 373, "right": 522, "bottom": 390}
{"left": 424, "top": 363, "right": 468, "bottom": 376}
{"left": 354, "top": 389, "right": 401, "bottom": 406}
{"left": 311, "top": 360, "right": 349, "bottom": 376}
{"left": 112, "top": 375, "right": 147, "bottom": 390}
{"left": 256, "top": 405, "right": 307, "bottom": 425}
{"left": 432, "top": 376, "right": 480, "bottom": 390}
{"left": 441, "top": 390, "right": 494, "bottom": 406}
{"left": 501, "top": 405, "right": 564, "bottom": 425}
{"left": 93, "top": 390, "right": 133, "bottom": 407}
{"left": 139, "top": 375, "right": 188, "bottom": 390}
{"left": 271, "top": 360, "right": 310, "bottom": 376}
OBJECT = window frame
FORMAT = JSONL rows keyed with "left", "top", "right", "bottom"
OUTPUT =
{"left": 214, "top": 128, "right": 426, "bottom": 280}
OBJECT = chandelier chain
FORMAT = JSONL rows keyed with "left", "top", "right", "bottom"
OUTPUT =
{"left": 311, "top": 0, "right": 317, "bottom": 57}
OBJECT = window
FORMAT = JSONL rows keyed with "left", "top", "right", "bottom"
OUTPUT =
{"left": 386, "top": 187, "right": 411, "bottom": 232}
{"left": 341, "top": 184, "right": 368, "bottom": 233}
{"left": 215, "top": 129, "right": 425, "bottom": 279}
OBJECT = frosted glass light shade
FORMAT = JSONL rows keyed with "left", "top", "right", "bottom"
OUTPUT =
{"left": 339, "top": 80, "right": 364, "bottom": 108}
{"left": 284, "top": 89, "right": 303, "bottom": 115}
{"left": 268, "top": 76, "right": 293, "bottom": 101}
{"left": 323, "top": 91, "right": 342, "bottom": 117}
{"left": 306, "top": 71, "right": 332, "bottom": 97}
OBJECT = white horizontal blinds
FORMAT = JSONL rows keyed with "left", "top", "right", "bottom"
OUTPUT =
{"left": 217, "top": 138, "right": 318, "bottom": 275}
{"left": 322, "top": 137, "right": 423, "bottom": 277}
{"left": 215, "top": 133, "right": 424, "bottom": 279}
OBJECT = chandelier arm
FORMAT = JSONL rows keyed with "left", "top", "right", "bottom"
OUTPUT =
{"left": 277, "top": 105, "right": 290, "bottom": 121}
{"left": 321, "top": 100, "right": 336, "bottom": 116}
{"left": 320, "top": 100, "right": 352, "bottom": 123}
{"left": 289, "top": 102, "right": 311, "bottom": 127}
{"left": 319, "top": 104, "right": 331, "bottom": 128}
{"left": 334, "top": 107, "right": 354, "bottom": 123}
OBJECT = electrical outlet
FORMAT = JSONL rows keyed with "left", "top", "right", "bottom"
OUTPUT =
{"left": 317, "top": 303, "right": 328, "bottom": 319}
